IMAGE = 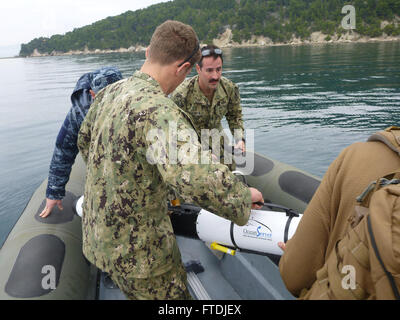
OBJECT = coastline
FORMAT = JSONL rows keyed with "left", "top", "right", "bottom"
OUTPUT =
{"left": 26, "top": 29, "right": 400, "bottom": 58}
{"left": 0, "top": 56, "right": 21, "bottom": 60}
{"left": 213, "top": 29, "right": 400, "bottom": 48}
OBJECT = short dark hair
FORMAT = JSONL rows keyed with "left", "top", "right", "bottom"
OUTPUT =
{"left": 148, "top": 20, "right": 200, "bottom": 66}
{"left": 198, "top": 45, "right": 223, "bottom": 68}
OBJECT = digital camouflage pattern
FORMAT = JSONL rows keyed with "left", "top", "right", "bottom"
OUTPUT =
{"left": 171, "top": 75, "right": 244, "bottom": 139}
{"left": 110, "top": 244, "right": 192, "bottom": 300}
{"left": 77, "top": 71, "right": 251, "bottom": 287}
{"left": 172, "top": 75, "right": 244, "bottom": 169}
{"left": 46, "top": 66, "right": 123, "bottom": 200}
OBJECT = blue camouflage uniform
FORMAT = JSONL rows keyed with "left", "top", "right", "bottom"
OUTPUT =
{"left": 46, "top": 66, "right": 123, "bottom": 200}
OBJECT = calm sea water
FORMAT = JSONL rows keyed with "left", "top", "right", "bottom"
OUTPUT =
{"left": 0, "top": 42, "right": 399, "bottom": 247}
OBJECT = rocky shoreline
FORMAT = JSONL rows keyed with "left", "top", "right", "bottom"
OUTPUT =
{"left": 213, "top": 28, "right": 400, "bottom": 47}
{"left": 30, "top": 45, "right": 148, "bottom": 57}
{"left": 29, "top": 29, "right": 400, "bottom": 57}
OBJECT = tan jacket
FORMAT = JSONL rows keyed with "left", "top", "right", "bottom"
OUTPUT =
{"left": 279, "top": 127, "right": 400, "bottom": 298}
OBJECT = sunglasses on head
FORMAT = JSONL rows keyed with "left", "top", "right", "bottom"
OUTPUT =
{"left": 178, "top": 42, "right": 200, "bottom": 67}
{"left": 201, "top": 48, "right": 223, "bottom": 57}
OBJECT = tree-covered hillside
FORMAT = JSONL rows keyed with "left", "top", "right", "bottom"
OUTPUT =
{"left": 20, "top": 0, "right": 400, "bottom": 56}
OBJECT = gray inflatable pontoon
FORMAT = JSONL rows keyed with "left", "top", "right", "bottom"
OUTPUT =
{"left": 0, "top": 152, "right": 320, "bottom": 300}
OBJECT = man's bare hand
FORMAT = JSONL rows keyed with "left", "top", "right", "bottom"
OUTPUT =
{"left": 39, "top": 198, "right": 63, "bottom": 218}
{"left": 234, "top": 140, "right": 246, "bottom": 153}
{"left": 249, "top": 187, "right": 264, "bottom": 209}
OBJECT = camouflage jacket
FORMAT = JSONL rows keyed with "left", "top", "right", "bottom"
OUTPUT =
{"left": 171, "top": 75, "right": 244, "bottom": 140}
{"left": 46, "top": 67, "right": 122, "bottom": 200}
{"left": 77, "top": 70, "right": 252, "bottom": 278}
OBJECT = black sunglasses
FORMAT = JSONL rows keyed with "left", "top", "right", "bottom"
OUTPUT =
{"left": 178, "top": 42, "right": 200, "bottom": 67}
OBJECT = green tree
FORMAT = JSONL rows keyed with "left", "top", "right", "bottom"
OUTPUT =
{"left": 19, "top": 0, "right": 400, "bottom": 57}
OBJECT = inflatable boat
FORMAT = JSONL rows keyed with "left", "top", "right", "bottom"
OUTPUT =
{"left": 0, "top": 151, "right": 321, "bottom": 300}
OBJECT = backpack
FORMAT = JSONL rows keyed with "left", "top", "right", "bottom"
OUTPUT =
{"left": 354, "top": 171, "right": 400, "bottom": 299}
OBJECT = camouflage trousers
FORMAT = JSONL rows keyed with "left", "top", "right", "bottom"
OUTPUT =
{"left": 110, "top": 259, "right": 192, "bottom": 300}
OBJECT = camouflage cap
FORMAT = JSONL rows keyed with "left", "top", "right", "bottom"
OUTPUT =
{"left": 90, "top": 66, "right": 123, "bottom": 93}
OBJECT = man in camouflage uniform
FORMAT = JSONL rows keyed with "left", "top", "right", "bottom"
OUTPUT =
{"left": 40, "top": 66, "right": 123, "bottom": 218}
{"left": 171, "top": 45, "right": 245, "bottom": 169}
{"left": 77, "top": 20, "right": 264, "bottom": 300}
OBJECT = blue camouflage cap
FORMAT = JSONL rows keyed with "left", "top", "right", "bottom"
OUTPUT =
{"left": 89, "top": 66, "right": 123, "bottom": 94}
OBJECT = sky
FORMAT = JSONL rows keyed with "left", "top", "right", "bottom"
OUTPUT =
{"left": 0, "top": 0, "right": 171, "bottom": 57}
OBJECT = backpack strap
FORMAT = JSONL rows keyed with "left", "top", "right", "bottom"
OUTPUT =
{"left": 367, "top": 214, "right": 400, "bottom": 300}
{"left": 356, "top": 170, "right": 400, "bottom": 207}
{"left": 368, "top": 126, "right": 400, "bottom": 156}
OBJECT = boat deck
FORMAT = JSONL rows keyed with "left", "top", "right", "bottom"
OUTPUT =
{"left": 98, "top": 236, "right": 294, "bottom": 300}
